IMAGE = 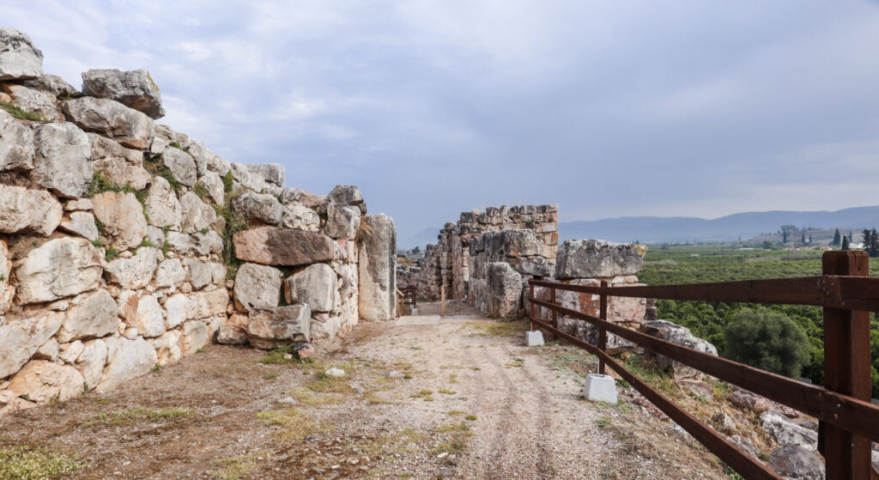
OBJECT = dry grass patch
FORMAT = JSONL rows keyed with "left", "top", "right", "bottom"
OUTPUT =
{"left": 83, "top": 406, "right": 195, "bottom": 427}
{"left": 256, "top": 408, "right": 334, "bottom": 442}
{"left": 0, "top": 446, "right": 85, "bottom": 480}
{"left": 211, "top": 452, "right": 269, "bottom": 480}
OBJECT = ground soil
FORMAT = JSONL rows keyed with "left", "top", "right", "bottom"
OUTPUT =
{"left": 0, "top": 308, "right": 733, "bottom": 480}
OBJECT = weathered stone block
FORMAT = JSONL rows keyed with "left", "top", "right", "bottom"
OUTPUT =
{"left": 62, "top": 96, "right": 155, "bottom": 150}
{"left": 285, "top": 263, "right": 337, "bottom": 313}
{"left": 82, "top": 68, "right": 165, "bottom": 119}
{"left": 0, "top": 185, "right": 62, "bottom": 236}
{"left": 556, "top": 239, "right": 647, "bottom": 280}
{"left": 233, "top": 227, "right": 335, "bottom": 266}
{"left": 0, "top": 28, "right": 43, "bottom": 80}
{"left": 358, "top": 214, "right": 396, "bottom": 322}
{"left": 16, "top": 237, "right": 102, "bottom": 304}
{"left": 31, "top": 122, "right": 93, "bottom": 198}
{"left": 233, "top": 263, "right": 281, "bottom": 312}
{"left": 92, "top": 191, "right": 148, "bottom": 251}
{"left": 247, "top": 304, "right": 311, "bottom": 349}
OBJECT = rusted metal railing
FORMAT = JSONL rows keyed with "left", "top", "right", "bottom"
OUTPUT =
{"left": 527, "top": 251, "right": 879, "bottom": 480}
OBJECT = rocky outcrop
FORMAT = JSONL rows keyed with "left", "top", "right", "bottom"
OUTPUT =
{"left": 767, "top": 444, "right": 824, "bottom": 480}
{"left": 82, "top": 69, "right": 165, "bottom": 119}
{"left": 359, "top": 214, "right": 396, "bottom": 321}
{"left": 247, "top": 305, "right": 311, "bottom": 349}
{"left": 556, "top": 239, "right": 647, "bottom": 280}
{"left": 642, "top": 320, "right": 718, "bottom": 379}
{"left": 0, "top": 28, "right": 43, "bottom": 80}
{"left": 760, "top": 410, "right": 818, "bottom": 450}
{"left": 233, "top": 227, "right": 335, "bottom": 266}
{"left": 1, "top": 84, "right": 65, "bottom": 121}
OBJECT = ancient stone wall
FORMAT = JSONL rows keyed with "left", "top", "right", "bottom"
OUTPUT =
{"left": 0, "top": 29, "right": 395, "bottom": 417}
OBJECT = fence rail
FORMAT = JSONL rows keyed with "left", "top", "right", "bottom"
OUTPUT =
{"left": 526, "top": 250, "right": 878, "bottom": 480}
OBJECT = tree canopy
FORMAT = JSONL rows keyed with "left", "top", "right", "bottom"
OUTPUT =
{"left": 722, "top": 308, "right": 811, "bottom": 378}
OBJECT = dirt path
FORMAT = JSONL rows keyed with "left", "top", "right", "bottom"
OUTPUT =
{"left": 0, "top": 314, "right": 730, "bottom": 480}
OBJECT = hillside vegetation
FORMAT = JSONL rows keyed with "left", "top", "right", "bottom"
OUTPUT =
{"left": 639, "top": 245, "right": 879, "bottom": 398}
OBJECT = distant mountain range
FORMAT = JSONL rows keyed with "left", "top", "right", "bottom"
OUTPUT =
{"left": 559, "top": 206, "right": 879, "bottom": 244}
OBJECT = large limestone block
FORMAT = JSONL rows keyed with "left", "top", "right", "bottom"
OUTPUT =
{"left": 247, "top": 304, "right": 311, "bottom": 349}
{"left": 502, "top": 230, "right": 544, "bottom": 257}
{"left": 217, "top": 313, "right": 248, "bottom": 345}
{"left": 0, "top": 28, "right": 43, "bottom": 80}
{"left": 642, "top": 320, "right": 718, "bottom": 379}
{"left": 131, "top": 294, "right": 165, "bottom": 338}
{"left": 0, "top": 310, "right": 64, "bottom": 378}
{"left": 180, "top": 191, "right": 217, "bottom": 233}
{"left": 188, "top": 139, "right": 231, "bottom": 176}
{"left": 281, "top": 205, "right": 320, "bottom": 231}
{"left": 151, "top": 330, "right": 182, "bottom": 366}
{"left": 556, "top": 239, "right": 647, "bottom": 280}
{"left": 92, "top": 191, "right": 148, "bottom": 250}
{"left": 0, "top": 239, "right": 10, "bottom": 314}
{"left": 233, "top": 227, "right": 335, "bottom": 266}
{"left": 248, "top": 163, "right": 285, "bottom": 188}
{"left": 164, "top": 293, "right": 195, "bottom": 329}
{"left": 185, "top": 258, "right": 212, "bottom": 290}
{"left": 193, "top": 288, "right": 229, "bottom": 319}
{"left": 519, "top": 257, "right": 555, "bottom": 277}
{"left": 324, "top": 204, "right": 361, "bottom": 239}
{"left": 162, "top": 148, "right": 197, "bottom": 187}
{"left": 104, "top": 247, "right": 158, "bottom": 289}
{"left": 7, "top": 360, "right": 84, "bottom": 403}
{"left": 16, "top": 237, "right": 102, "bottom": 304}
{"left": 231, "top": 191, "right": 282, "bottom": 225}
{"left": 181, "top": 320, "right": 210, "bottom": 354}
{"left": 0, "top": 185, "right": 62, "bottom": 236}
{"left": 81, "top": 68, "right": 165, "bottom": 119}
{"left": 233, "top": 263, "right": 281, "bottom": 312}
{"left": 62, "top": 97, "right": 155, "bottom": 149}
{"left": 0, "top": 109, "right": 35, "bottom": 172}
{"left": 328, "top": 185, "right": 366, "bottom": 214}
{"left": 155, "top": 258, "right": 186, "bottom": 289}
{"left": 191, "top": 231, "right": 224, "bottom": 256}
{"left": 280, "top": 187, "right": 325, "bottom": 208}
{"left": 88, "top": 134, "right": 151, "bottom": 191}
{"left": 197, "top": 171, "right": 224, "bottom": 205}
{"left": 57, "top": 289, "right": 119, "bottom": 342}
{"left": 58, "top": 211, "right": 99, "bottom": 241}
{"left": 285, "top": 263, "right": 337, "bottom": 313}
{"left": 144, "top": 176, "right": 182, "bottom": 229}
{"left": 485, "top": 262, "right": 523, "bottom": 318}
{"left": 230, "top": 162, "right": 285, "bottom": 194}
{"left": 1, "top": 84, "right": 64, "bottom": 122}
{"left": 23, "top": 74, "right": 78, "bottom": 97}
{"left": 358, "top": 214, "right": 396, "bottom": 322}
{"left": 96, "top": 337, "right": 157, "bottom": 393}
{"left": 75, "top": 339, "right": 107, "bottom": 391}
{"left": 31, "top": 122, "right": 93, "bottom": 198}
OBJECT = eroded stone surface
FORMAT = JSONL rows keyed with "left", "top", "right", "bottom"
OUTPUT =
{"left": 104, "top": 247, "right": 158, "bottom": 290}
{"left": 0, "top": 310, "right": 64, "bottom": 378}
{"left": 16, "top": 237, "right": 102, "bottom": 304}
{"left": 358, "top": 215, "right": 396, "bottom": 321}
{"left": 0, "top": 185, "right": 62, "bottom": 236}
{"left": 62, "top": 97, "right": 155, "bottom": 149}
{"left": 89, "top": 134, "right": 151, "bottom": 191}
{"left": 82, "top": 68, "right": 165, "bottom": 119}
{"left": 0, "top": 28, "right": 43, "bottom": 80}
{"left": 286, "top": 263, "right": 337, "bottom": 313}
{"left": 233, "top": 227, "right": 334, "bottom": 266}
{"left": 145, "top": 176, "right": 182, "bottom": 230}
{"left": 0, "top": 109, "right": 35, "bottom": 172}
{"left": 556, "top": 239, "right": 647, "bottom": 280}
{"left": 31, "top": 122, "right": 93, "bottom": 198}
{"left": 92, "top": 191, "right": 148, "bottom": 251}
{"left": 7, "top": 360, "right": 84, "bottom": 404}
{"left": 57, "top": 289, "right": 119, "bottom": 342}
{"left": 233, "top": 263, "right": 281, "bottom": 312}
{"left": 247, "top": 304, "right": 311, "bottom": 349}
{"left": 1, "top": 84, "right": 64, "bottom": 121}
{"left": 96, "top": 337, "right": 157, "bottom": 393}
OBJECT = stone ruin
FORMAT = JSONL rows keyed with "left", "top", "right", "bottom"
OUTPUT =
{"left": 0, "top": 28, "right": 396, "bottom": 416}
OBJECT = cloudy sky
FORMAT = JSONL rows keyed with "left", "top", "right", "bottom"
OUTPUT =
{"left": 6, "top": 1, "right": 879, "bottom": 246}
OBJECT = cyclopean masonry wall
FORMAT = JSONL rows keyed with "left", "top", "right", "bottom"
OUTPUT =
{"left": 0, "top": 29, "right": 395, "bottom": 417}
{"left": 411, "top": 204, "right": 558, "bottom": 303}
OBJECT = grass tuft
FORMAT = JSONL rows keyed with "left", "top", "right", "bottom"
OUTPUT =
{"left": 0, "top": 446, "right": 85, "bottom": 480}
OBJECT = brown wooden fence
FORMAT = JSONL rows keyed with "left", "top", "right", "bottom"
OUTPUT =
{"left": 526, "top": 250, "right": 879, "bottom": 480}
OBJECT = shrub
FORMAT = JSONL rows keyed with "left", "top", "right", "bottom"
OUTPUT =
{"left": 722, "top": 308, "right": 811, "bottom": 378}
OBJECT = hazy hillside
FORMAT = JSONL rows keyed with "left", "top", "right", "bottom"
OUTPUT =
{"left": 560, "top": 206, "right": 879, "bottom": 244}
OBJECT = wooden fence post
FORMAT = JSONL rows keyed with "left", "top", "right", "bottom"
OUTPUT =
{"left": 441, "top": 285, "right": 445, "bottom": 317}
{"left": 820, "top": 251, "right": 872, "bottom": 480}
{"left": 529, "top": 283, "right": 536, "bottom": 330}
{"left": 598, "top": 280, "right": 608, "bottom": 375}
{"left": 550, "top": 286, "right": 557, "bottom": 329}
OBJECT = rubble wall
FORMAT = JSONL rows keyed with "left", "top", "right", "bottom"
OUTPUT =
{"left": 0, "top": 29, "right": 395, "bottom": 416}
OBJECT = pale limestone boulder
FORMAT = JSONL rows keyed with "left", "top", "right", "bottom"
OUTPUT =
{"left": 231, "top": 162, "right": 285, "bottom": 194}
{"left": 162, "top": 148, "right": 197, "bottom": 187}
{"left": 556, "top": 239, "right": 647, "bottom": 280}
{"left": 180, "top": 191, "right": 217, "bottom": 233}
{"left": 233, "top": 263, "right": 281, "bottom": 312}
{"left": 76, "top": 339, "right": 107, "bottom": 391}
{"left": 92, "top": 191, "right": 148, "bottom": 250}
{"left": 328, "top": 185, "right": 366, "bottom": 214}
{"left": 188, "top": 139, "right": 231, "bottom": 176}
{"left": 131, "top": 294, "right": 165, "bottom": 338}
{"left": 502, "top": 230, "right": 544, "bottom": 257}
{"left": 311, "top": 315, "right": 342, "bottom": 341}
{"left": 231, "top": 191, "right": 282, "bottom": 225}
{"left": 34, "top": 338, "right": 59, "bottom": 361}
{"left": 58, "top": 211, "right": 99, "bottom": 241}
{"left": 96, "top": 336, "right": 157, "bottom": 393}
{"left": 233, "top": 227, "right": 335, "bottom": 266}
{"left": 152, "top": 329, "right": 182, "bottom": 366}
{"left": 642, "top": 320, "right": 718, "bottom": 380}
{"left": 166, "top": 231, "right": 192, "bottom": 253}
{"left": 146, "top": 226, "right": 164, "bottom": 248}
{"left": 760, "top": 410, "right": 818, "bottom": 450}
{"left": 57, "top": 289, "right": 119, "bottom": 342}
{"left": 197, "top": 170, "right": 224, "bottom": 204}
{"left": 1, "top": 84, "right": 64, "bottom": 121}
{"left": 0, "top": 109, "right": 35, "bottom": 172}
{"left": 181, "top": 320, "right": 210, "bottom": 354}
{"left": 81, "top": 68, "right": 165, "bottom": 119}
{"left": 191, "top": 230, "right": 223, "bottom": 256}
{"left": 155, "top": 258, "right": 186, "bottom": 289}
{"left": 519, "top": 256, "right": 554, "bottom": 277}
{"left": 0, "top": 185, "right": 62, "bottom": 236}
{"left": 358, "top": 214, "right": 396, "bottom": 321}
{"left": 65, "top": 198, "right": 93, "bottom": 212}
{"left": 88, "top": 134, "right": 151, "bottom": 191}
{"left": 0, "top": 28, "right": 43, "bottom": 80}
{"left": 193, "top": 288, "right": 229, "bottom": 319}
{"left": 7, "top": 360, "right": 83, "bottom": 404}
{"left": 144, "top": 176, "right": 182, "bottom": 230}
{"left": 104, "top": 247, "right": 158, "bottom": 289}
{"left": 248, "top": 163, "right": 285, "bottom": 188}
{"left": 31, "top": 122, "right": 92, "bottom": 198}
{"left": 185, "top": 258, "right": 212, "bottom": 290}
{"left": 59, "top": 340, "right": 84, "bottom": 364}
{"left": 325, "top": 204, "right": 360, "bottom": 239}
{"left": 281, "top": 205, "right": 320, "bottom": 231}
{"left": 485, "top": 262, "right": 522, "bottom": 318}
{"left": 247, "top": 304, "right": 311, "bottom": 349}
{"left": 0, "top": 310, "right": 64, "bottom": 378}
{"left": 285, "top": 263, "right": 337, "bottom": 313}
{"left": 23, "top": 74, "right": 78, "bottom": 97}
{"left": 210, "top": 262, "right": 226, "bottom": 285}
{"left": 16, "top": 237, "right": 102, "bottom": 304}
{"left": 62, "top": 97, "right": 155, "bottom": 149}
{"left": 164, "top": 293, "right": 195, "bottom": 329}
{"left": 767, "top": 444, "right": 824, "bottom": 480}
{"left": 217, "top": 313, "right": 248, "bottom": 345}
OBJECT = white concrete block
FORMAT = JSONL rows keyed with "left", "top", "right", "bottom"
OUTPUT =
{"left": 525, "top": 330, "right": 544, "bottom": 347}
{"left": 582, "top": 373, "right": 618, "bottom": 404}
